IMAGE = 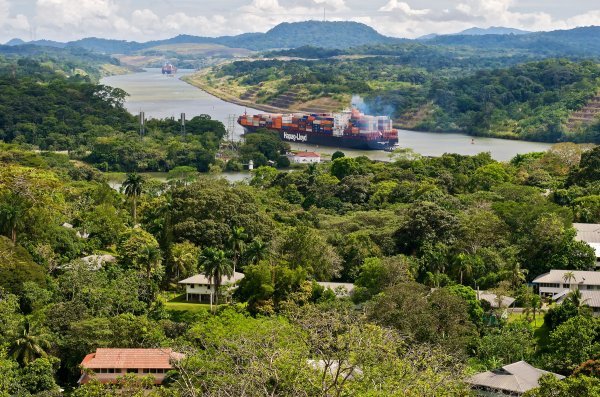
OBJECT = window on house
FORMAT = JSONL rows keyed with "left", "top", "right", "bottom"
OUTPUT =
{"left": 127, "top": 369, "right": 137, "bottom": 373}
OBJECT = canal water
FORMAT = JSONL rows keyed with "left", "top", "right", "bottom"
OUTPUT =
{"left": 101, "top": 69, "right": 553, "bottom": 161}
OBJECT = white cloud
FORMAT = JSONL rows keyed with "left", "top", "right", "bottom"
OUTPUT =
{"left": 1, "top": 0, "right": 600, "bottom": 43}
{"left": 0, "top": 0, "right": 30, "bottom": 39}
{"left": 379, "top": 0, "right": 429, "bottom": 16}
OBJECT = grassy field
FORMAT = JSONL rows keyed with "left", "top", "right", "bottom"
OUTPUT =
{"left": 163, "top": 293, "right": 213, "bottom": 321}
{"left": 507, "top": 311, "right": 545, "bottom": 329}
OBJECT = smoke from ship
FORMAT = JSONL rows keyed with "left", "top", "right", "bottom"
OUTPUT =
{"left": 352, "top": 94, "right": 395, "bottom": 118}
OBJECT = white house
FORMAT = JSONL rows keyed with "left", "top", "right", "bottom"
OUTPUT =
{"left": 290, "top": 151, "right": 321, "bottom": 164}
{"left": 574, "top": 223, "right": 600, "bottom": 268}
{"left": 532, "top": 270, "right": 600, "bottom": 297}
{"left": 532, "top": 270, "right": 600, "bottom": 314}
{"left": 178, "top": 272, "right": 245, "bottom": 303}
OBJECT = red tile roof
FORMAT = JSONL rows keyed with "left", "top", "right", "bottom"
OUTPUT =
{"left": 294, "top": 152, "right": 321, "bottom": 157}
{"left": 81, "top": 348, "right": 183, "bottom": 369}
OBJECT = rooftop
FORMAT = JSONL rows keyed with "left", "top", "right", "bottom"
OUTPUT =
{"left": 179, "top": 272, "right": 245, "bottom": 285}
{"left": 477, "top": 291, "right": 516, "bottom": 308}
{"left": 532, "top": 269, "right": 600, "bottom": 286}
{"left": 81, "top": 348, "right": 183, "bottom": 370}
{"left": 553, "top": 290, "right": 600, "bottom": 308}
{"left": 293, "top": 151, "right": 321, "bottom": 158}
{"left": 469, "top": 361, "right": 564, "bottom": 395}
{"left": 573, "top": 223, "right": 600, "bottom": 258}
{"left": 574, "top": 223, "right": 600, "bottom": 244}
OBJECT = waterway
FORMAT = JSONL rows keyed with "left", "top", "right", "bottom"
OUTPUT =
{"left": 101, "top": 69, "right": 553, "bottom": 161}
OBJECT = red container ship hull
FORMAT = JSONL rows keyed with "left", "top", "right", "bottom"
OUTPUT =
{"left": 238, "top": 109, "right": 398, "bottom": 151}
{"left": 241, "top": 125, "right": 394, "bottom": 150}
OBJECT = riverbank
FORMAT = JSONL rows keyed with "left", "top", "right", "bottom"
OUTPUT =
{"left": 181, "top": 71, "right": 289, "bottom": 114}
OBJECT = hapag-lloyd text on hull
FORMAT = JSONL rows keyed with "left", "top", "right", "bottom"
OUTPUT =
{"left": 283, "top": 132, "right": 309, "bottom": 142}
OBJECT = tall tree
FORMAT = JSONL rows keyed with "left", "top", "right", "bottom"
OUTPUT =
{"left": 228, "top": 226, "right": 248, "bottom": 273}
{"left": 244, "top": 239, "right": 269, "bottom": 266}
{"left": 122, "top": 173, "right": 144, "bottom": 225}
{"left": 199, "top": 248, "right": 233, "bottom": 308}
{"left": 0, "top": 165, "right": 60, "bottom": 243}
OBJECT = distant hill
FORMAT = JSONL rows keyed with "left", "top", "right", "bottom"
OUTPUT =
{"left": 13, "top": 21, "right": 400, "bottom": 54}
{"left": 9, "top": 22, "right": 600, "bottom": 58}
{"left": 429, "top": 26, "right": 600, "bottom": 57}
{"left": 455, "top": 27, "right": 531, "bottom": 36}
{"left": 218, "top": 21, "right": 400, "bottom": 50}
{"left": 5, "top": 38, "right": 25, "bottom": 46}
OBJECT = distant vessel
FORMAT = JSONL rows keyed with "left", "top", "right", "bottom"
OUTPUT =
{"left": 238, "top": 108, "right": 398, "bottom": 150}
{"left": 161, "top": 63, "right": 177, "bottom": 75}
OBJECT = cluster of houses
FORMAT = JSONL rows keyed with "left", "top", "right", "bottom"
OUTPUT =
{"left": 76, "top": 223, "right": 600, "bottom": 394}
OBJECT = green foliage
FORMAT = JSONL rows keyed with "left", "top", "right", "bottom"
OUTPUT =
{"left": 547, "top": 315, "right": 600, "bottom": 373}
{"left": 240, "top": 130, "right": 289, "bottom": 166}
{"left": 277, "top": 226, "right": 341, "bottom": 281}
{"left": 20, "top": 357, "right": 60, "bottom": 394}
{"left": 0, "top": 236, "right": 46, "bottom": 295}
{"left": 477, "top": 321, "right": 536, "bottom": 367}
{"left": 524, "top": 374, "right": 600, "bottom": 397}
{"left": 117, "top": 228, "right": 162, "bottom": 278}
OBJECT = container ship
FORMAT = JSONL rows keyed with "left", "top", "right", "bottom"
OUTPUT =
{"left": 238, "top": 109, "right": 398, "bottom": 150}
{"left": 161, "top": 63, "right": 177, "bottom": 75}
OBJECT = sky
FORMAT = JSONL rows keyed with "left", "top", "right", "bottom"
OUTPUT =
{"left": 1, "top": 0, "right": 600, "bottom": 43}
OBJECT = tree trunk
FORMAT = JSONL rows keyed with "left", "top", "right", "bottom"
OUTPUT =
{"left": 11, "top": 225, "right": 16, "bottom": 244}
{"left": 133, "top": 196, "right": 137, "bottom": 225}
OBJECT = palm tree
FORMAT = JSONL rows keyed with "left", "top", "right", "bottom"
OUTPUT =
{"left": 0, "top": 192, "right": 28, "bottom": 243}
{"left": 455, "top": 253, "right": 473, "bottom": 285}
{"left": 199, "top": 248, "right": 233, "bottom": 309}
{"left": 566, "top": 289, "right": 589, "bottom": 309}
{"left": 563, "top": 271, "right": 576, "bottom": 290}
{"left": 9, "top": 320, "right": 52, "bottom": 365}
{"left": 141, "top": 244, "right": 162, "bottom": 279}
{"left": 503, "top": 261, "right": 528, "bottom": 288}
{"left": 530, "top": 294, "right": 542, "bottom": 322}
{"left": 122, "top": 173, "right": 144, "bottom": 225}
{"left": 245, "top": 239, "right": 269, "bottom": 265}
{"left": 228, "top": 226, "right": 248, "bottom": 273}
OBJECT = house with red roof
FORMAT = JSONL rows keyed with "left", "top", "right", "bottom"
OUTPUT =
{"left": 290, "top": 151, "right": 321, "bottom": 164}
{"left": 78, "top": 348, "right": 183, "bottom": 385}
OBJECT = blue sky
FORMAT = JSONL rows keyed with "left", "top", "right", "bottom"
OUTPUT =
{"left": 2, "top": 0, "right": 600, "bottom": 42}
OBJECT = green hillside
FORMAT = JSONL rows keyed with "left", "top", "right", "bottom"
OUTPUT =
{"left": 205, "top": 57, "right": 600, "bottom": 143}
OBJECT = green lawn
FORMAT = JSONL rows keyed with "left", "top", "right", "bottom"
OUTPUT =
{"left": 164, "top": 293, "right": 212, "bottom": 321}
{"left": 507, "top": 312, "right": 545, "bottom": 329}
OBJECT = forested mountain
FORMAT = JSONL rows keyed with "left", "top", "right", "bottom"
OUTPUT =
{"left": 430, "top": 26, "right": 600, "bottom": 57}
{"left": 0, "top": 45, "right": 121, "bottom": 79}
{"left": 7, "top": 21, "right": 399, "bottom": 54}
{"left": 7, "top": 22, "right": 600, "bottom": 57}
{"left": 452, "top": 26, "right": 532, "bottom": 36}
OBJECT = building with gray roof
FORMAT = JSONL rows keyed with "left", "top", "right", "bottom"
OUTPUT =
{"left": 573, "top": 223, "right": 600, "bottom": 267}
{"left": 469, "top": 361, "right": 564, "bottom": 396}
